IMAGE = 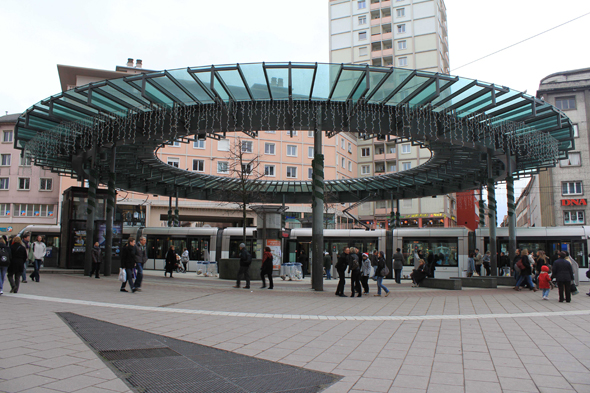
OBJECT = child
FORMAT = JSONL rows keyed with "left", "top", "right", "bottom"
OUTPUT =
{"left": 538, "top": 265, "right": 551, "bottom": 300}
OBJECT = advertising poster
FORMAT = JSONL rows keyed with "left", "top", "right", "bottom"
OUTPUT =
{"left": 266, "top": 239, "right": 282, "bottom": 270}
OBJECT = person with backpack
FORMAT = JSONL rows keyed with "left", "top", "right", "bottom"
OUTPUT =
{"left": 234, "top": 243, "right": 252, "bottom": 289}
{"left": 349, "top": 247, "right": 362, "bottom": 297}
{"left": 8, "top": 236, "right": 27, "bottom": 293}
{"left": 0, "top": 238, "right": 12, "bottom": 295}
{"left": 30, "top": 235, "right": 46, "bottom": 283}
{"left": 374, "top": 251, "right": 390, "bottom": 297}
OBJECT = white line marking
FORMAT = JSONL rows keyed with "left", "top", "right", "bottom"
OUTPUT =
{"left": 8, "top": 293, "right": 590, "bottom": 322}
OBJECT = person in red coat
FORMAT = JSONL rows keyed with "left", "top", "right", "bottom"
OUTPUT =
{"left": 538, "top": 265, "right": 552, "bottom": 300}
{"left": 260, "top": 247, "right": 274, "bottom": 289}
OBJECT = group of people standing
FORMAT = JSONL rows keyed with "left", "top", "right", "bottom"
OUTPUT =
{"left": 334, "top": 247, "right": 390, "bottom": 297}
{"left": 0, "top": 233, "right": 46, "bottom": 295}
{"left": 117, "top": 236, "right": 148, "bottom": 293}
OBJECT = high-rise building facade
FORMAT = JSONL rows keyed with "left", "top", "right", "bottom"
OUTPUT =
{"left": 329, "top": 0, "right": 457, "bottom": 229}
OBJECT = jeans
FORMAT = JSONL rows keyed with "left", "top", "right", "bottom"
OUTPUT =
{"left": 120, "top": 268, "right": 135, "bottom": 291}
{"left": 557, "top": 281, "right": 571, "bottom": 302}
{"left": 236, "top": 266, "right": 250, "bottom": 288}
{"left": 376, "top": 276, "right": 389, "bottom": 295}
{"left": 7, "top": 272, "right": 21, "bottom": 293}
{"left": 325, "top": 267, "right": 331, "bottom": 280}
{"left": 0, "top": 266, "right": 7, "bottom": 293}
{"left": 542, "top": 288, "right": 550, "bottom": 298}
{"left": 30, "top": 259, "right": 41, "bottom": 282}
{"left": 21, "top": 261, "right": 28, "bottom": 281}
{"left": 394, "top": 269, "right": 402, "bottom": 284}
{"left": 134, "top": 263, "right": 144, "bottom": 288}
{"left": 515, "top": 274, "right": 534, "bottom": 289}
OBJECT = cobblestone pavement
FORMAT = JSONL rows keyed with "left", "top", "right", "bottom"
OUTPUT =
{"left": 0, "top": 271, "right": 589, "bottom": 393}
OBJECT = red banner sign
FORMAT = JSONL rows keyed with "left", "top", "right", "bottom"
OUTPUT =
{"left": 561, "top": 199, "right": 588, "bottom": 206}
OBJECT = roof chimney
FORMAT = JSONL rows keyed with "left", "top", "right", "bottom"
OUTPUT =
{"left": 127, "top": 58, "right": 134, "bottom": 67}
{"left": 135, "top": 59, "right": 142, "bottom": 68}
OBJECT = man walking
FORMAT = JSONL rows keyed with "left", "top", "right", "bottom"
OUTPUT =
{"left": 335, "top": 247, "right": 351, "bottom": 297}
{"left": 90, "top": 242, "right": 102, "bottom": 278}
{"left": 552, "top": 251, "right": 574, "bottom": 303}
{"left": 120, "top": 237, "right": 137, "bottom": 293}
{"left": 21, "top": 233, "right": 31, "bottom": 283}
{"left": 393, "top": 248, "right": 404, "bottom": 284}
{"left": 30, "top": 235, "right": 46, "bottom": 283}
{"left": 474, "top": 248, "right": 483, "bottom": 276}
{"left": 234, "top": 243, "right": 251, "bottom": 289}
{"left": 134, "top": 236, "right": 148, "bottom": 291}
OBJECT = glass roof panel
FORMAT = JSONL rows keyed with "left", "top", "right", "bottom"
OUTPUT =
{"left": 52, "top": 103, "right": 94, "bottom": 123}
{"left": 108, "top": 79, "right": 151, "bottom": 106}
{"left": 127, "top": 80, "right": 174, "bottom": 108}
{"left": 430, "top": 78, "right": 473, "bottom": 107}
{"left": 215, "top": 70, "right": 251, "bottom": 101}
{"left": 167, "top": 69, "right": 215, "bottom": 104}
{"left": 351, "top": 74, "right": 367, "bottom": 104}
{"left": 238, "top": 64, "right": 270, "bottom": 100}
{"left": 264, "top": 67, "right": 289, "bottom": 100}
{"left": 387, "top": 75, "right": 430, "bottom": 105}
{"left": 408, "top": 78, "right": 438, "bottom": 108}
{"left": 150, "top": 75, "right": 194, "bottom": 104}
{"left": 27, "top": 115, "right": 58, "bottom": 130}
{"left": 311, "top": 64, "right": 341, "bottom": 100}
{"left": 331, "top": 70, "right": 364, "bottom": 101}
{"left": 60, "top": 93, "right": 101, "bottom": 115}
{"left": 435, "top": 85, "right": 484, "bottom": 111}
{"left": 95, "top": 85, "right": 149, "bottom": 110}
{"left": 455, "top": 92, "right": 493, "bottom": 115}
{"left": 367, "top": 68, "right": 413, "bottom": 103}
{"left": 291, "top": 67, "right": 315, "bottom": 100}
{"left": 211, "top": 75, "right": 231, "bottom": 102}
{"left": 90, "top": 91, "right": 130, "bottom": 113}
{"left": 364, "top": 70, "right": 390, "bottom": 99}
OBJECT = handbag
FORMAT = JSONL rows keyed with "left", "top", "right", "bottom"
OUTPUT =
{"left": 571, "top": 283, "right": 579, "bottom": 295}
{"left": 516, "top": 260, "right": 525, "bottom": 271}
{"left": 380, "top": 265, "right": 390, "bottom": 277}
{"left": 118, "top": 268, "right": 126, "bottom": 282}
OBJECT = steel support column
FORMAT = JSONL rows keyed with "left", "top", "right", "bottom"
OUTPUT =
{"left": 104, "top": 146, "right": 116, "bottom": 276}
{"left": 487, "top": 153, "right": 497, "bottom": 276}
{"left": 311, "top": 119, "right": 324, "bottom": 292}
{"left": 84, "top": 167, "right": 98, "bottom": 276}
{"left": 174, "top": 191, "right": 179, "bottom": 227}
{"left": 479, "top": 186, "right": 485, "bottom": 228}
{"left": 167, "top": 197, "right": 172, "bottom": 227}
{"left": 506, "top": 153, "right": 517, "bottom": 269}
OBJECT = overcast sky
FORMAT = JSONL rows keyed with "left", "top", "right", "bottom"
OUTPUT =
{"left": 2, "top": 0, "right": 589, "bottom": 223}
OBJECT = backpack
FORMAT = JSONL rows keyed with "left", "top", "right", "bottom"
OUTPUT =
{"left": 0, "top": 246, "right": 10, "bottom": 267}
{"left": 349, "top": 256, "right": 359, "bottom": 271}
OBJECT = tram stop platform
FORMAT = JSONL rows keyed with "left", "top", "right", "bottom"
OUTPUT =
{"left": 0, "top": 270, "right": 589, "bottom": 393}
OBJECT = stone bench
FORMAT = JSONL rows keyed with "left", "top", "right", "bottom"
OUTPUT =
{"left": 496, "top": 276, "right": 517, "bottom": 286}
{"left": 420, "top": 278, "right": 462, "bottom": 290}
{"left": 451, "top": 277, "right": 497, "bottom": 288}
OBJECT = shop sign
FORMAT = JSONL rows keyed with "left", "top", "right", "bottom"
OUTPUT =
{"left": 561, "top": 199, "right": 587, "bottom": 206}
{"left": 401, "top": 213, "right": 446, "bottom": 219}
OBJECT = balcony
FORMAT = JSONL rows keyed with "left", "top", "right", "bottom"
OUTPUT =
{"left": 371, "top": 1, "right": 381, "bottom": 10}
{"left": 371, "top": 51, "right": 382, "bottom": 59}
{"left": 381, "top": 32, "right": 392, "bottom": 40}
{"left": 371, "top": 18, "right": 381, "bottom": 26}
{"left": 382, "top": 48, "right": 393, "bottom": 57}
{"left": 381, "top": 0, "right": 391, "bottom": 8}
{"left": 381, "top": 16, "right": 391, "bottom": 24}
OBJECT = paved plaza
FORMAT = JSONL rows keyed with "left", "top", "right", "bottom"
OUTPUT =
{"left": 0, "top": 271, "right": 589, "bottom": 393}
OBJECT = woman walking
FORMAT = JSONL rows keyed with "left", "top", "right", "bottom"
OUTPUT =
{"left": 260, "top": 247, "right": 274, "bottom": 289}
{"left": 514, "top": 249, "right": 537, "bottom": 291}
{"left": 180, "top": 248, "right": 189, "bottom": 273}
{"left": 374, "top": 251, "right": 390, "bottom": 297}
{"left": 8, "top": 236, "right": 27, "bottom": 293}
{"left": 165, "top": 245, "right": 178, "bottom": 278}
{"left": 0, "top": 239, "right": 11, "bottom": 295}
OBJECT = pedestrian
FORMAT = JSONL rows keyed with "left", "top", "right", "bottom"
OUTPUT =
{"left": 467, "top": 252, "right": 476, "bottom": 277}
{"left": 552, "top": 251, "right": 574, "bottom": 303}
{"left": 474, "top": 248, "right": 483, "bottom": 276}
{"left": 538, "top": 265, "right": 552, "bottom": 300}
{"left": 374, "top": 250, "right": 390, "bottom": 297}
{"left": 512, "top": 248, "right": 521, "bottom": 281}
{"left": 30, "top": 235, "right": 46, "bottom": 283}
{"left": 393, "top": 248, "right": 404, "bottom": 284}
{"left": 134, "top": 237, "right": 148, "bottom": 290}
{"left": 514, "top": 249, "right": 537, "bottom": 291}
{"left": 21, "top": 233, "right": 31, "bottom": 283}
{"left": 323, "top": 251, "right": 332, "bottom": 280}
{"left": 164, "top": 245, "right": 177, "bottom": 278}
{"left": 563, "top": 251, "right": 579, "bottom": 286}
{"left": 335, "top": 247, "right": 350, "bottom": 297}
{"left": 8, "top": 236, "right": 27, "bottom": 293}
{"left": 411, "top": 259, "right": 428, "bottom": 287}
{"left": 349, "top": 247, "right": 362, "bottom": 297}
{"left": 234, "top": 243, "right": 251, "bottom": 289}
{"left": 120, "top": 237, "right": 137, "bottom": 293}
{"left": 180, "top": 248, "right": 189, "bottom": 273}
{"left": 0, "top": 238, "right": 11, "bottom": 295}
{"left": 298, "top": 249, "right": 308, "bottom": 278}
{"left": 498, "top": 252, "right": 510, "bottom": 276}
{"left": 483, "top": 251, "right": 491, "bottom": 276}
{"left": 260, "top": 246, "right": 273, "bottom": 289}
{"left": 360, "top": 253, "right": 371, "bottom": 294}
{"left": 90, "top": 242, "right": 102, "bottom": 278}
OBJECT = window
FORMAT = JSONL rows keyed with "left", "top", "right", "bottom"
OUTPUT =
{"left": 217, "top": 161, "right": 228, "bottom": 174}
{"left": 0, "top": 154, "right": 10, "bottom": 166}
{"left": 287, "top": 145, "right": 297, "bottom": 157}
{"left": 241, "top": 163, "right": 252, "bottom": 174}
{"left": 288, "top": 130, "right": 297, "bottom": 137}
{"left": 348, "top": 161, "right": 352, "bottom": 171}
{"left": 342, "top": 157, "right": 346, "bottom": 168}
{"left": 403, "top": 199, "right": 412, "bottom": 208}
{"left": 0, "top": 203, "right": 9, "bottom": 216}
{"left": 389, "top": 164, "right": 396, "bottom": 172}
{"left": 573, "top": 124, "right": 579, "bottom": 138}
{"left": 555, "top": 96, "right": 576, "bottom": 110}
{"left": 562, "top": 182, "right": 582, "bottom": 196}
{"left": 396, "top": 8, "right": 405, "bottom": 17}
{"left": 308, "top": 168, "right": 313, "bottom": 179}
{"left": 172, "top": 140, "right": 181, "bottom": 147}
{"left": 265, "top": 130, "right": 276, "bottom": 134}
{"left": 361, "top": 148, "right": 371, "bottom": 157}
{"left": 264, "top": 165, "right": 275, "bottom": 177}
{"left": 192, "top": 159, "right": 204, "bottom": 172}
{"left": 564, "top": 211, "right": 585, "bottom": 225}
{"left": 398, "top": 40, "right": 407, "bottom": 50}
{"left": 218, "top": 139, "right": 230, "bottom": 151}
{"left": 401, "top": 144, "right": 411, "bottom": 154}
{"left": 193, "top": 138, "right": 205, "bottom": 149}
{"left": 398, "top": 57, "right": 408, "bottom": 67}
{"left": 0, "top": 178, "right": 8, "bottom": 190}
{"left": 18, "top": 178, "right": 30, "bottom": 190}
{"left": 241, "top": 140, "right": 253, "bottom": 153}
{"left": 402, "top": 162, "right": 411, "bottom": 171}
{"left": 358, "top": 15, "right": 367, "bottom": 25}
{"left": 39, "top": 178, "right": 53, "bottom": 191}
{"left": 20, "top": 152, "right": 31, "bottom": 166}
{"left": 308, "top": 131, "right": 314, "bottom": 137}
{"left": 286, "top": 166, "right": 297, "bottom": 178}
{"left": 341, "top": 139, "right": 345, "bottom": 149}
{"left": 361, "top": 165, "right": 370, "bottom": 174}
{"left": 389, "top": 146, "right": 396, "bottom": 154}
{"left": 3, "top": 131, "right": 13, "bottom": 143}
{"left": 348, "top": 143, "right": 352, "bottom": 153}
{"left": 376, "top": 201, "right": 386, "bottom": 209}
{"left": 560, "top": 152, "right": 581, "bottom": 167}
{"left": 308, "top": 147, "right": 314, "bottom": 158}
{"left": 358, "top": 0, "right": 366, "bottom": 9}
{"left": 265, "top": 143, "right": 276, "bottom": 155}
{"left": 359, "top": 31, "right": 367, "bottom": 40}
{"left": 397, "top": 24, "right": 406, "bottom": 33}
{"left": 167, "top": 157, "right": 179, "bottom": 168}
{"left": 359, "top": 47, "right": 368, "bottom": 56}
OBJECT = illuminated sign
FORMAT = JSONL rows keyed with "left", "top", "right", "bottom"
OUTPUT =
{"left": 561, "top": 199, "right": 587, "bottom": 206}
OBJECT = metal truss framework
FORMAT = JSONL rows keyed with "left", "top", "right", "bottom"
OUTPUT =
{"left": 14, "top": 62, "right": 574, "bottom": 203}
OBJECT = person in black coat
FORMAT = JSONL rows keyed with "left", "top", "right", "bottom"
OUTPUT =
{"left": 260, "top": 247, "right": 273, "bottom": 289}
{"left": 8, "top": 236, "right": 27, "bottom": 293}
{"left": 120, "top": 238, "right": 137, "bottom": 293}
{"left": 552, "top": 251, "right": 575, "bottom": 303}
{"left": 335, "top": 247, "right": 351, "bottom": 297}
{"left": 234, "top": 243, "right": 252, "bottom": 289}
{"left": 164, "top": 245, "right": 178, "bottom": 278}
{"left": 90, "top": 242, "right": 103, "bottom": 279}
{"left": 0, "top": 238, "right": 12, "bottom": 295}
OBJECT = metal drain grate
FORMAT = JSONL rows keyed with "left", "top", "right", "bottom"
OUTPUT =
{"left": 58, "top": 312, "right": 341, "bottom": 393}
{"left": 100, "top": 347, "right": 180, "bottom": 361}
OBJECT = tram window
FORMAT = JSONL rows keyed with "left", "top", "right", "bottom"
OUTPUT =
{"left": 189, "top": 238, "right": 210, "bottom": 261}
{"left": 229, "top": 238, "right": 257, "bottom": 259}
{"left": 402, "top": 239, "right": 458, "bottom": 267}
{"left": 572, "top": 241, "right": 587, "bottom": 268}
{"left": 517, "top": 243, "right": 545, "bottom": 257}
